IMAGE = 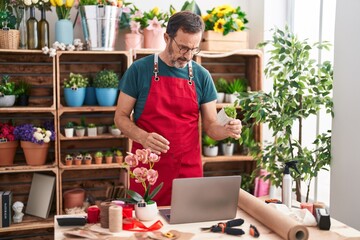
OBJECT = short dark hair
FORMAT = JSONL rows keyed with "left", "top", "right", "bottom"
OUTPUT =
{"left": 166, "top": 11, "right": 205, "bottom": 38}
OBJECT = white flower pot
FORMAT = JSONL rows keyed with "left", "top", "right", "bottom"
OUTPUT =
{"left": 216, "top": 92, "right": 225, "bottom": 103}
{"left": 135, "top": 201, "right": 158, "bottom": 221}
{"left": 203, "top": 146, "right": 218, "bottom": 157}
{"left": 0, "top": 95, "right": 16, "bottom": 107}
{"left": 75, "top": 128, "right": 85, "bottom": 137}
{"left": 64, "top": 128, "right": 74, "bottom": 138}
{"left": 97, "top": 126, "right": 106, "bottom": 135}
{"left": 221, "top": 143, "right": 235, "bottom": 156}
{"left": 87, "top": 127, "right": 97, "bottom": 137}
{"left": 111, "top": 128, "right": 121, "bottom": 136}
{"left": 229, "top": 93, "right": 239, "bottom": 103}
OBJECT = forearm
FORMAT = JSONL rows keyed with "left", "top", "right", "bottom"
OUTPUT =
{"left": 203, "top": 121, "right": 229, "bottom": 141}
{"left": 115, "top": 114, "right": 148, "bottom": 146}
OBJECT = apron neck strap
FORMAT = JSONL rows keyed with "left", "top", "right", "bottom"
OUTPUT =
{"left": 153, "top": 54, "right": 194, "bottom": 83}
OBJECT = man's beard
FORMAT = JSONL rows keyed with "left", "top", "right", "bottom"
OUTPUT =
{"left": 168, "top": 44, "right": 190, "bottom": 69}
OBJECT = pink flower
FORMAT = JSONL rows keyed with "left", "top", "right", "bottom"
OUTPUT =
{"left": 148, "top": 152, "right": 160, "bottom": 163}
{"left": 125, "top": 153, "right": 138, "bottom": 167}
{"left": 133, "top": 167, "right": 148, "bottom": 183}
{"left": 146, "top": 16, "right": 165, "bottom": 31}
{"left": 135, "top": 148, "right": 151, "bottom": 164}
{"left": 147, "top": 169, "right": 158, "bottom": 185}
{"left": 130, "top": 20, "right": 141, "bottom": 34}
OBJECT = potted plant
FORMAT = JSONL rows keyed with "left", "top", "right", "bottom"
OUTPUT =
{"left": 110, "top": 124, "right": 121, "bottom": 136}
{"left": 63, "top": 73, "right": 89, "bottom": 107}
{"left": 214, "top": 78, "right": 228, "bottom": 103}
{"left": 225, "top": 78, "right": 247, "bottom": 103}
{"left": 75, "top": 125, "right": 85, "bottom": 137}
{"left": 84, "top": 152, "right": 92, "bottom": 165}
{"left": 217, "top": 103, "right": 237, "bottom": 126}
{"left": 0, "top": 0, "right": 19, "bottom": 49}
{"left": 105, "top": 150, "right": 113, "bottom": 164}
{"left": 14, "top": 80, "right": 31, "bottom": 106}
{"left": 114, "top": 149, "right": 123, "bottom": 164}
{"left": 87, "top": 123, "right": 97, "bottom": 137}
{"left": 118, "top": 149, "right": 163, "bottom": 221}
{"left": 202, "top": 134, "right": 218, "bottom": 157}
{"left": 64, "top": 121, "right": 75, "bottom": 138}
{"left": 96, "top": 123, "right": 106, "bottom": 135}
{"left": 14, "top": 121, "right": 55, "bottom": 166}
{"left": 221, "top": 137, "right": 236, "bottom": 156}
{"left": 93, "top": 69, "right": 119, "bottom": 106}
{"left": 0, "top": 121, "right": 18, "bottom": 166}
{"left": 237, "top": 26, "right": 333, "bottom": 202}
{"left": 94, "top": 151, "right": 103, "bottom": 164}
{"left": 120, "top": 2, "right": 143, "bottom": 50}
{"left": 0, "top": 75, "right": 16, "bottom": 107}
{"left": 64, "top": 154, "right": 73, "bottom": 166}
{"left": 74, "top": 153, "right": 83, "bottom": 165}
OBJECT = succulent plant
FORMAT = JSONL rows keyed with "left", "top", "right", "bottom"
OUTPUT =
{"left": 63, "top": 73, "right": 89, "bottom": 89}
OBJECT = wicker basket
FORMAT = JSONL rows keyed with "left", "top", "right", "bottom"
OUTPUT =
{"left": 0, "top": 29, "right": 20, "bottom": 49}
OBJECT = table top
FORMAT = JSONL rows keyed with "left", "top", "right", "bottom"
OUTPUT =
{"left": 54, "top": 207, "right": 360, "bottom": 240}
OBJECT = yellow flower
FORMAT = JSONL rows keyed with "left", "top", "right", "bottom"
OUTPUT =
{"left": 202, "top": 14, "right": 211, "bottom": 22}
{"left": 235, "top": 19, "right": 244, "bottom": 29}
{"left": 152, "top": 7, "right": 159, "bottom": 16}
{"left": 55, "top": 0, "right": 63, "bottom": 7}
{"left": 49, "top": 0, "right": 56, "bottom": 6}
{"left": 214, "top": 18, "right": 226, "bottom": 33}
{"left": 65, "top": 0, "right": 74, "bottom": 8}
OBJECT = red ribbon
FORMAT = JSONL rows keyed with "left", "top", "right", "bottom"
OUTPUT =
{"left": 123, "top": 217, "right": 163, "bottom": 232}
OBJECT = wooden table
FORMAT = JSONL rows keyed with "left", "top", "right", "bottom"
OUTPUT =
{"left": 54, "top": 207, "right": 360, "bottom": 240}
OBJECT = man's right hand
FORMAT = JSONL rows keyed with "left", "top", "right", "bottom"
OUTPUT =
{"left": 142, "top": 132, "right": 170, "bottom": 155}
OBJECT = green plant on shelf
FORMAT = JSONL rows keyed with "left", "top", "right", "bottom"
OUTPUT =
{"left": 63, "top": 73, "right": 89, "bottom": 89}
{"left": 95, "top": 151, "right": 103, "bottom": 158}
{"left": 105, "top": 150, "right": 113, "bottom": 157}
{"left": 93, "top": 69, "right": 119, "bottom": 88}
{"left": 202, "top": 134, "right": 218, "bottom": 147}
{"left": 215, "top": 78, "right": 228, "bottom": 93}
{"left": 226, "top": 78, "right": 248, "bottom": 94}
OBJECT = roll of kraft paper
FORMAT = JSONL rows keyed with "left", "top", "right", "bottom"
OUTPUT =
{"left": 238, "top": 189, "right": 309, "bottom": 240}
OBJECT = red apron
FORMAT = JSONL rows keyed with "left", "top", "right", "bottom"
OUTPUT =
{"left": 130, "top": 54, "right": 202, "bottom": 206}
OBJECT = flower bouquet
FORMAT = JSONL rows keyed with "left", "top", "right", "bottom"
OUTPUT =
{"left": 0, "top": 121, "right": 18, "bottom": 166}
{"left": 121, "top": 149, "right": 163, "bottom": 204}
{"left": 14, "top": 121, "right": 55, "bottom": 165}
{"left": 201, "top": 4, "right": 249, "bottom": 51}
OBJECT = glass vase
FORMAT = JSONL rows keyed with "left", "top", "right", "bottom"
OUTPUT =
{"left": 26, "top": 6, "right": 38, "bottom": 49}
{"left": 55, "top": 19, "right": 73, "bottom": 45}
{"left": 38, "top": 8, "right": 49, "bottom": 48}
{"left": 18, "top": 5, "right": 27, "bottom": 49}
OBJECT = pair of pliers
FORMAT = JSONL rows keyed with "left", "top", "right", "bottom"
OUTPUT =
{"left": 201, "top": 218, "right": 245, "bottom": 236}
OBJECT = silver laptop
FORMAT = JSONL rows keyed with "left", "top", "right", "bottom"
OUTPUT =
{"left": 159, "top": 175, "right": 241, "bottom": 224}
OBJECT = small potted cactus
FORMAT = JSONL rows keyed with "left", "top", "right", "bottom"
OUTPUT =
{"left": 105, "top": 150, "right": 113, "bottom": 164}
{"left": 64, "top": 154, "right": 73, "bottom": 166}
{"left": 64, "top": 121, "right": 75, "bottom": 138}
{"left": 87, "top": 123, "right": 97, "bottom": 137}
{"left": 84, "top": 153, "right": 92, "bottom": 165}
{"left": 74, "top": 153, "right": 83, "bottom": 165}
{"left": 114, "top": 149, "right": 123, "bottom": 164}
{"left": 94, "top": 151, "right": 103, "bottom": 164}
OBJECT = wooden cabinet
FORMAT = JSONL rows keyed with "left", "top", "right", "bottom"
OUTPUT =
{"left": 0, "top": 49, "right": 262, "bottom": 238}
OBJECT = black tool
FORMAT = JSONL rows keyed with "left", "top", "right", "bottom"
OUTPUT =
{"left": 57, "top": 216, "right": 87, "bottom": 226}
{"left": 201, "top": 218, "right": 245, "bottom": 236}
{"left": 315, "top": 208, "right": 331, "bottom": 230}
{"left": 249, "top": 224, "right": 260, "bottom": 238}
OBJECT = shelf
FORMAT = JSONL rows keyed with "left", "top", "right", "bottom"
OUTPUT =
{"left": 0, "top": 164, "right": 57, "bottom": 173}
{"left": 0, "top": 214, "right": 54, "bottom": 233}
{"left": 58, "top": 106, "right": 117, "bottom": 114}
{"left": 202, "top": 155, "right": 254, "bottom": 164}
{"left": 59, "top": 163, "right": 127, "bottom": 170}
{"left": 59, "top": 133, "right": 126, "bottom": 140}
{"left": 0, "top": 106, "right": 56, "bottom": 113}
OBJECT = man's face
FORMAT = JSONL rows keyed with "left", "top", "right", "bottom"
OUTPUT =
{"left": 166, "top": 29, "right": 202, "bottom": 68}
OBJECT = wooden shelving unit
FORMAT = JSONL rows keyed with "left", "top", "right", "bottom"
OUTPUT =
{"left": 0, "top": 49, "right": 262, "bottom": 238}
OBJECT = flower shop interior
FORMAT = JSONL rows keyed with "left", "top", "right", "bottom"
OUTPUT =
{"left": 1, "top": 0, "right": 360, "bottom": 239}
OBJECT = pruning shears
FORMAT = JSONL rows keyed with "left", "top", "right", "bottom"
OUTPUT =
{"left": 201, "top": 218, "right": 245, "bottom": 236}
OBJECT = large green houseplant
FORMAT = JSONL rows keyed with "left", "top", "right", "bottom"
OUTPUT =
{"left": 237, "top": 26, "right": 333, "bottom": 202}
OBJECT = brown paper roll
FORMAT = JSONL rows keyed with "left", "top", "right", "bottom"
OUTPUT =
{"left": 238, "top": 189, "right": 309, "bottom": 240}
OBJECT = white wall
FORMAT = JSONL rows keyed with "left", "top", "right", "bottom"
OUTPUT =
{"left": 331, "top": 0, "right": 360, "bottom": 230}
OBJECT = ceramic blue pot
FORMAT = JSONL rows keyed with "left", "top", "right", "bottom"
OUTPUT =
{"left": 64, "top": 88, "right": 86, "bottom": 107}
{"left": 55, "top": 19, "right": 73, "bottom": 45}
{"left": 84, "top": 87, "right": 98, "bottom": 105}
{"left": 95, "top": 88, "right": 118, "bottom": 106}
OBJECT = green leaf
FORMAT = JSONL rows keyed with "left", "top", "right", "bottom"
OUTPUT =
{"left": 146, "top": 182, "right": 164, "bottom": 202}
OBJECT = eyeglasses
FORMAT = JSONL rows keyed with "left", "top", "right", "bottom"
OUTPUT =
{"left": 171, "top": 38, "right": 201, "bottom": 55}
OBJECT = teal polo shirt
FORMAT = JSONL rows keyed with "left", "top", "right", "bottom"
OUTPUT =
{"left": 119, "top": 55, "right": 217, "bottom": 121}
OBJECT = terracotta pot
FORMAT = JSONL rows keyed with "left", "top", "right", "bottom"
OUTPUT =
{"left": 105, "top": 156, "right": 113, "bottom": 164}
{"left": 74, "top": 159, "right": 82, "bottom": 165}
{"left": 84, "top": 158, "right": 92, "bottom": 165}
{"left": 143, "top": 28, "right": 166, "bottom": 49}
{"left": 0, "top": 141, "right": 19, "bottom": 166}
{"left": 95, "top": 157, "right": 103, "bottom": 164}
{"left": 65, "top": 159, "right": 73, "bottom": 166}
{"left": 125, "top": 33, "right": 143, "bottom": 50}
{"left": 115, "top": 156, "right": 123, "bottom": 164}
{"left": 63, "top": 188, "right": 86, "bottom": 209}
{"left": 20, "top": 141, "right": 49, "bottom": 166}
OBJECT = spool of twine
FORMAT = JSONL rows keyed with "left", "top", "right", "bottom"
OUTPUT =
{"left": 109, "top": 205, "right": 123, "bottom": 232}
{"left": 87, "top": 205, "right": 100, "bottom": 223}
{"left": 100, "top": 201, "right": 112, "bottom": 228}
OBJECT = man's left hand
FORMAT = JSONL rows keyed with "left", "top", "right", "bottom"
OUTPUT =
{"left": 226, "top": 119, "right": 242, "bottom": 139}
